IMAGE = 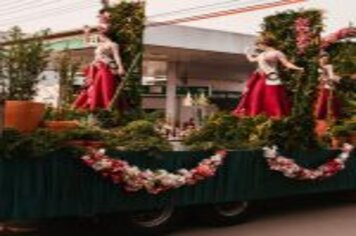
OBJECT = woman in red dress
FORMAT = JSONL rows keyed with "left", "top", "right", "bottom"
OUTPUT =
{"left": 233, "top": 38, "right": 304, "bottom": 119}
{"left": 314, "top": 53, "right": 341, "bottom": 120}
{"left": 73, "top": 30, "right": 125, "bottom": 111}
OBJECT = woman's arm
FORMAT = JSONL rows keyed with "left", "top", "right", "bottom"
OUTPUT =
{"left": 111, "top": 43, "right": 125, "bottom": 76}
{"left": 326, "top": 65, "right": 341, "bottom": 82}
{"left": 278, "top": 52, "right": 304, "bottom": 71}
{"left": 246, "top": 54, "right": 258, "bottom": 62}
{"left": 244, "top": 47, "right": 258, "bottom": 62}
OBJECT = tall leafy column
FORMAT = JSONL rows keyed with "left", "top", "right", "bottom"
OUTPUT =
{"left": 262, "top": 10, "right": 323, "bottom": 149}
{"left": 107, "top": 1, "right": 145, "bottom": 113}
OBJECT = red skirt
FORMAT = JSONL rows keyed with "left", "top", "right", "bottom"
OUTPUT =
{"left": 233, "top": 71, "right": 291, "bottom": 119}
{"left": 73, "top": 62, "right": 117, "bottom": 111}
{"left": 314, "top": 88, "right": 340, "bottom": 120}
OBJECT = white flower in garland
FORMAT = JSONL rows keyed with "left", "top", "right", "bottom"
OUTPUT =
{"left": 80, "top": 149, "right": 227, "bottom": 194}
{"left": 263, "top": 143, "right": 354, "bottom": 181}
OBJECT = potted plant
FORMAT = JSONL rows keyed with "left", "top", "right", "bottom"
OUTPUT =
{"left": 43, "top": 107, "right": 82, "bottom": 132}
{"left": 60, "top": 127, "right": 106, "bottom": 149}
{"left": 330, "top": 124, "right": 350, "bottom": 148}
{"left": 0, "top": 27, "right": 50, "bottom": 133}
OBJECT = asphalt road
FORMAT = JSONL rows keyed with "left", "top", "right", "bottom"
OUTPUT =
{"left": 172, "top": 194, "right": 356, "bottom": 236}
{"left": 0, "top": 193, "right": 355, "bottom": 236}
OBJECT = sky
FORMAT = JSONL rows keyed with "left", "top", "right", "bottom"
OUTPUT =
{"left": 0, "top": 0, "right": 355, "bottom": 35}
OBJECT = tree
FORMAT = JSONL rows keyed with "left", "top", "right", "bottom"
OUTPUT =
{"left": 0, "top": 26, "right": 50, "bottom": 136}
{"left": 52, "top": 50, "right": 81, "bottom": 109}
{"left": 107, "top": 1, "right": 145, "bottom": 113}
{"left": 0, "top": 26, "right": 50, "bottom": 101}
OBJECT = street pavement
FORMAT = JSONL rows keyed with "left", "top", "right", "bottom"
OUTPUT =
{"left": 172, "top": 194, "right": 356, "bottom": 236}
{"left": 0, "top": 193, "right": 355, "bottom": 236}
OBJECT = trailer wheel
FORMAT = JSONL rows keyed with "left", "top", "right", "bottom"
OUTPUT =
{"left": 204, "top": 201, "right": 249, "bottom": 226}
{"left": 128, "top": 205, "right": 180, "bottom": 235}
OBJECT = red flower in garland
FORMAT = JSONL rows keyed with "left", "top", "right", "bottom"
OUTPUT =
{"left": 263, "top": 144, "right": 354, "bottom": 181}
{"left": 81, "top": 149, "right": 227, "bottom": 194}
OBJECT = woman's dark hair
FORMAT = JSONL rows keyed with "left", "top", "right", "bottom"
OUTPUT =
{"left": 256, "top": 36, "right": 276, "bottom": 47}
{"left": 99, "top": 8, "right": 110, "bottom": 15}
{"left": 319, "top": 51, "right": 330, "bottom": 59}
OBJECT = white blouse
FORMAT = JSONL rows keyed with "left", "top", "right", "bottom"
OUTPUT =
{"left": 257, "top": 50, "right": 286, "bottom": 85}
{"left": 94, "top": 44, "right": 114, "bottom": 65}
{"left": 318, "top": 64, "right": 340, "bottom": 90}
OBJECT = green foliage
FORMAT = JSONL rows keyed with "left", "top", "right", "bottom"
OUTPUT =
{"left": 0, "top": 128, "right": 63, "bottom": 158}
{"left": 44, "top": 106, "right": 89, "bottom": 121}
{"left": 183, "top": 112, "right": 270, "bottom": 150}
{"left": 345, "top": 118, "right": 356, "bottom": 131}
{"left": 107, "top": 2, "right": 145, "bottom": 113}
{"left": 329, "top": 42, "right": 356, "bottom": 117}
{"left": 329, "top": 42, "right": 356, "bottom": 77}
{"left": 52, "top": 50, "right": 81, "bottom": 108}
{"left": 261, "top": 10, "right": 323, "bottom": 150}
{"left": 107, "top": 120, "right": 172, "bottom": 152}
{"left": 331, "top": 125, "right": 350, "bottom": 137}
{"left": 93, "top": 109, "right": 165, "bottom": 129}
{"left": 58, "top": 127, "right": 106, "bottom": 141}
{"left": 0, "top": 27, "right": 50, "bottom": 100}
{"left": 0, "top": 119, "right": 172, "bottom": 158}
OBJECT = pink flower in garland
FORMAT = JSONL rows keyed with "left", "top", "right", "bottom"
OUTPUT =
{"left": 295, "top": 17, "right": 313, "bottom": 54}
{"left": 80, "top": 149, "right": 227, "bottom": 195}
{"left": 263, "top": 143, "right": 354, "bottom": 181}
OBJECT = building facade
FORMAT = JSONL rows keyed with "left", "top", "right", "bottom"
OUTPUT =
{"left": 10, "top": 25, "right": 256, "bottom": 126}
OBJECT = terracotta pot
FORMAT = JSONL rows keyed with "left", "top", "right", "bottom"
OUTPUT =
{"left": 331, "top": 136, "right": 348, "bottom": 149}
{"left": 5, "top": 101, "right": 45, "bottom": 133}
{"left": 44, "top": 120, "right": 80, "bottom": 132}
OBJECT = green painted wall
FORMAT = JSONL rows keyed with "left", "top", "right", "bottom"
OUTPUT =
{"left": 47, "top": 37, "right": 88, "bottom": 51}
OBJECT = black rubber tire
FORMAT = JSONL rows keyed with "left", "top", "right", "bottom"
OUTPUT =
{"left": 127, "top": 205, "right": 181, "bottom": 235}
{"left": 202, "top": 201, "right": 250, "bottom": 227}
{"left": 100, "top": 205, "right": 181, "bottom": 235}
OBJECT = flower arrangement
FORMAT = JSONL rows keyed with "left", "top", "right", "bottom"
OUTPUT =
{"left": 263, "top": 143, "right": 354, "bottom": 181}
{"left": 81, "top": 149, "right": 227, "bottom": 194}
{"left": 295, "top": 17, "right": 312, "bottom": 54}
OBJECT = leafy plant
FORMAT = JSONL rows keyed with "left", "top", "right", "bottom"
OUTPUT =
{"left": 52, "top": 50, "right": 81, "bottom": 108}
{"left": 261, "top": 10, "right": 323, "bottom": 150}
{"left": 0, "top": 128, "right": 63, "bottom": 159}
{"left": 57, "top": 127, "right": 106, "bottom": 141}
{"left": 107, "top": 2, "right": 145, "bottom": 113}
{"left": 331, "top": 125, "right": 350, "bottom": 137}
{"left": 107, "top": 120, "right": 172, "bottom": 152}
{"left": 43, "top": 106, "right": 89, "bottom": 122}
{"left": 183, "top": 112, "right": 270, "bottom": 150}
{"left": 0, "top": 26, "right": 50, "bottom": 100}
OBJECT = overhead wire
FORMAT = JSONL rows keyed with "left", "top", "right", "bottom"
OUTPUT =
{"left": 0, "top": 1, "right": 100, "bottom": 28}
{"left": 0, "top": 0, "right": 256, "bottom": 29}
{"left": 0, "top": 0, "right": 306, "bottom": 30}
{"left": 147, "top": 0, "right": 307, "bottom": 27}
{"left": 0, "top": 0, "right": 65, "bottom": 16}
{"left": 0, "top": 0, "right": 45, "bottom": 11}
{"left": 148, "top": 0, "right": 243, "bottom": 19}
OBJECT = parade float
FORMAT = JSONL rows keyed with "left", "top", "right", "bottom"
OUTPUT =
{"left": 0, "top": 2, "right": 355, "bottom": 235}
